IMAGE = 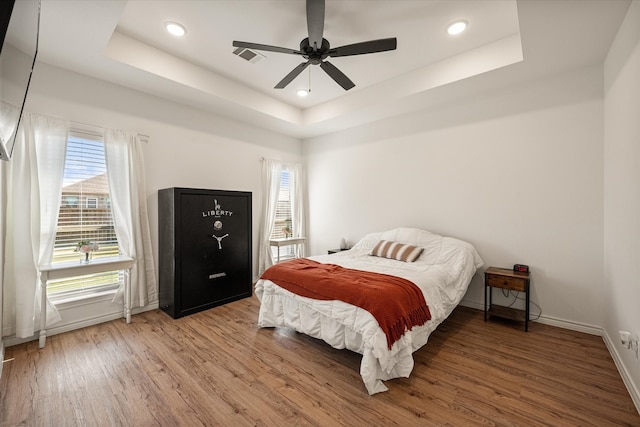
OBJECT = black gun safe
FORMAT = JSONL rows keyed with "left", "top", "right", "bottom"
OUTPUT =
{"left": 158, "top": 188, "right": 252, "bottom": 318}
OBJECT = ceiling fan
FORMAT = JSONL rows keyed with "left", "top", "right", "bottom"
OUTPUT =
{"left": 232, "top": 0, "right": 397, "bottom": 91}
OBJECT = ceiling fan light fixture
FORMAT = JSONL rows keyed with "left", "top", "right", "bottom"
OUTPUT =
{"left": 296, "top": 89, "right": 309, "bottom": 97}
{"left": 165, "top": 21, "right": 186, "bottom": 37}
{"left": 447, "top": 20, "right": 468, "bottom": 35}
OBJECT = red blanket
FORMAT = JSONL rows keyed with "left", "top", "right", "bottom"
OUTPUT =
{"left": 260, "top": 258, "right": 431, "bottom": 349}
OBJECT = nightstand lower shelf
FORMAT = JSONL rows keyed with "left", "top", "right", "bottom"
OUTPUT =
{"left": 486, "top": 305, "right": 526, "bottom": 323}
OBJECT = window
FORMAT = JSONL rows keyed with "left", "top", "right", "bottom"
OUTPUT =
{"left": 86, "top": 197, "right": 98, "bottom": 209}
{"left": 270, "top": 168, "right": 295, "bottom": 259}
{"left": 50, "top": 132, "right": 121, "bottom": 296}
{"left": 63, "top": 195, "right": 79, "bottom": 207}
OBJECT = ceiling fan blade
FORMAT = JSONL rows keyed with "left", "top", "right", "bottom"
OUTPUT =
{"left": 328, "top": 38, "right": 397, "bottom": 57}
{"left": 306, "top": 0, "right": 325, "bottom": 51}
{"left": 320, "top": 61, "right": 355, "bottom": 91}
{"left": 233, "top": 41, "right": 303, "bottom": 55}
{"left": 275, "top": 61, "right": 312, "bottom": 89}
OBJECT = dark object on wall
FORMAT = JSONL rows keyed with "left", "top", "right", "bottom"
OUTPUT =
{"left": 0, "top": 0, "right": 40, "bottom": 161}
{"left": 158, "top": 188, "right": 252, "bottom": 319}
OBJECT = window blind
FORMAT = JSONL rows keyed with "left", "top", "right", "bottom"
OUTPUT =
{"left": 270, "top": 169, "right": 296, "bottom": 259}
{"left": 271, "top": 169, "right": 292, "bottom": 240}
{"left": 50, "top": 133, "right": 121, "bottom": 295}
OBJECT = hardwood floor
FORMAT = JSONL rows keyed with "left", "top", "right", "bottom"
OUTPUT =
{"left": 1, "top": 298, "right": 639, "bottom": 426}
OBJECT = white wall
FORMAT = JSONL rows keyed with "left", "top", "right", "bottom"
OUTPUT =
{"left": 304, "top": 65, "right": 605, "bottom": 329}
{"left": 2, "top": 61, "right": 301, "bottom": 342}
{"left": 604, "top": 0, "right": 640, "bottom": 409}
{"left": 28, "top": 62, "right": 302, "bottom": 279}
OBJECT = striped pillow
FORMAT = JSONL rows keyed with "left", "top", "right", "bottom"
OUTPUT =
{"left": 369, "top": 240, "right": 424, "bottom": 263}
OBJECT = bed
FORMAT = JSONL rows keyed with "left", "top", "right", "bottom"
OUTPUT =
{"left": 254, "top": 227, "right": 484, "bottom": 394}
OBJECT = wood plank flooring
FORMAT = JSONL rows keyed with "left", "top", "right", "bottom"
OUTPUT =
{"left": 1, "top": 297, "right": 639, "bottom": 426}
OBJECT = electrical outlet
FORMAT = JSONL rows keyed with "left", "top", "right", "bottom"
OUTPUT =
{"left": 620, "top": 330, "right": 632, "bottom": 348}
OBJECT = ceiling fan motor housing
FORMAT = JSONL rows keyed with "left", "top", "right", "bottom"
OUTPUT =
{"left": 300, "top": 37, "right": 331, "bottom": 64}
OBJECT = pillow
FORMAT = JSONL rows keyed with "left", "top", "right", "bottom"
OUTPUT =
{"left": 369, "top": 240, "right": 424, "bottom": 263}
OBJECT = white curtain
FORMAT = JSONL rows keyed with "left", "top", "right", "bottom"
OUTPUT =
{"left": 258, "top": 159, "right": 306, "bottom": 274}
{"left": 258, "top": 159, "right": 282, "bottom": 274}
{"left": 104, "top": 129, "right": 157, "bottom": 310}
{"left": 2, "top": 113, "right": 68, "bottom": 338}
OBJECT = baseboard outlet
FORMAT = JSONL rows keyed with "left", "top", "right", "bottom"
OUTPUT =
{"left": 602, "top": 329, "right": 640, "bottom": 414}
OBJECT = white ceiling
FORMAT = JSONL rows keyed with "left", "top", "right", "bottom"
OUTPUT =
{"left": 114, "top": 1, "right": 520, "bottom": 105}
{"left": 22, "top": 0, "right": 635, "bottom": 138}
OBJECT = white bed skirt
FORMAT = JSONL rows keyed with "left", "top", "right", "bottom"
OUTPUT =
{"left": 256, "top": 279, "right": 449, "bottom": 394}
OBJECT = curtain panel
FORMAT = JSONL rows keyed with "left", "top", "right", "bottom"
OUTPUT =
{"left": 2, "top": 120, "right": 157, "bottom": 340}
{"left": 258, "top": 159, "right": 282, "bottom": 274}
{"left": 258, "top": 159, "right": 306, "bottom": 275}
{"left": 289, "top": 162, "right": 307, "bottom": 259}
{"left": 2, "top": 113, "right": 68, "bottom": 338}
{"left": 104, "top": 129, "right": 157, "bottom": 310}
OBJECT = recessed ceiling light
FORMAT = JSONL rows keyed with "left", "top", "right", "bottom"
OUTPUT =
{"left": 447, "top": 20, "right": 468, "bottom": 35}
{"left": 165, "top": 22, "right": 186, "bottom": 37}
{"left": 296, "top": 89, "right": 309, "bottom": 97}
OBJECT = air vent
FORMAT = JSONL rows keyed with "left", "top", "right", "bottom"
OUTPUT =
{"left": 233, "top": 47, "right": 265, "bottom": 63}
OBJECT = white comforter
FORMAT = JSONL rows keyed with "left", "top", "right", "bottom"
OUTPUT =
{"left": 254, "top": 227, "right": 483, "bottom": 394}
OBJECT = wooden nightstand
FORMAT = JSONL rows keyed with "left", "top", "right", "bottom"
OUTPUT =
{"left": 484, "top": 266, "right": 531, "bottom": 331}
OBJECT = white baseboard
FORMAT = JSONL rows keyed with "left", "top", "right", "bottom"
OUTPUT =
{"left": 460, "top": 299, "right": 602, "bottom": 335}
{"left": 459, "top": 299, "right": 484, "bottom": 311}
{"left": 3, "top": 311, "right": 123, "bottom": 347}
{"left": 602, "top": 330, "right": 640, "bottom": 414}
{"left": 534, "top": 313, "right": 603, "bottom": 336}
{"left": 460, "top": 298, "right": 638, "bottom": 414}
{"left": 3, "top": 302, "right": 159, "bottom": 348}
